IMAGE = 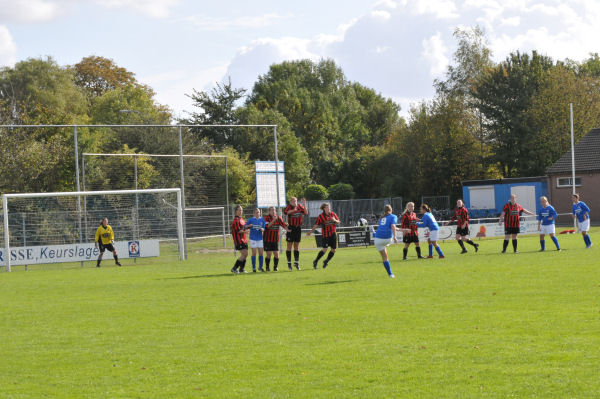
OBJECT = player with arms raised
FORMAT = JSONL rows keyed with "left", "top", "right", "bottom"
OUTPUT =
{"left": 284, "top": 196, "right": 308, "bottom": 271}
{"left": 307, "top": 203, "right": 340, "bottom": 269}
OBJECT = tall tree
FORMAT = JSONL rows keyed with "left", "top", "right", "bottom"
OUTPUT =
{"left": 73, "top": 55, "right": 143, "bottom": 98}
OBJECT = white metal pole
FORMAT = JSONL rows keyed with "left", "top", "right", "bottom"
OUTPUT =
{"left": 570, "top": 103, "right": 577, "bottom": 230}
{"left": 178, "top": 126, "right": 188, "bottom": 260}
{"left": 3, "top": 195, "right": 11, "bottom": 272}
{"left": 176, "top": 189, "right": 185, "bottom": 261}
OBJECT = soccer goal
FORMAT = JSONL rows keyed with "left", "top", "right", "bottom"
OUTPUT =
{"left": 1, "top": 188, "right": 184, "bottom": 272}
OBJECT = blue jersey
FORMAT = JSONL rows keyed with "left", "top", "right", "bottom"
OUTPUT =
{"left": 572, "top": 201, "right": 590, "bottom": 223}
{"left": 373, "top": 213, "right": 398, "bottom": 239}
{"left": 416, "top": 212, "right": 439, "bottom": 231}
{"left": 537, "top": 205, "right": 557, "bottom": 225}
{"left": 246, "top": 217, "right": 265, "bottom": 241}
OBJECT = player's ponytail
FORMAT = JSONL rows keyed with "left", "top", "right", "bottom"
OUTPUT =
{"left": 383, "top": 204, "right": 392, "bottom": 215}
{"left": 421, "top": 204, "right": 431, "bottom": 213}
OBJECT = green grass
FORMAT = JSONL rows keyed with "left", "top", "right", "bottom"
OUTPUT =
{"left": 1, "top": 231, "right": 599, "bottom": 398}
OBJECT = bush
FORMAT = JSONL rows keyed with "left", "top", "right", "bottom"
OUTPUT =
{"left": 327, "top": 183, "right": 355, "bottom": 200}
{"left": 304, "top": 184, "right": 328, "bottom": 200}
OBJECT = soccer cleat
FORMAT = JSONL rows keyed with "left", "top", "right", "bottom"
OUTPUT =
{"left": 253, "top": 269, "right": 257, "bottom": 273}
{"left": 322, "top": 261, "right": 328, "bottom": 269}
{"left": 402, "top": 257, "right": 407, "bottom": 261}
{"left": 539, "top": 249, "right": 545, "bottom": 252}
{"left": 417, "top": 256, "right": 425, "bottom": 259}
{"left": 501, "top": 250, "right": 506, "bottom": 254}
{"left": 426, "top": 255, "right": 434, "bottom": 259}
{"left": 460, "top": 249, "right": 468, "bottom": 254}
{"left": 266, "top": 266, "right": 270, "bottom": 272}
{"left": 295, "top": 263, "right": 300, "bottom": 270}
{"left": 514, "top": 250, "right": 519, "bottom": 254}
{"left": 439, "top": 256, "right": 445, "bottom": 259}
{"left": 230, "top": 268, "right": 239, "bottom": 274}
{"left": 96, "top": 264, "right": 101, "bottom": 268}
{"left": 474, "top": 244, "right": 479, "bottom": 253}
{"left": 288, "top": 266, "right": 293, "bottom": 271}
{"left": 586, "top": 243, "right": 593, "bottom": 249}
{"left": 258, "top": 268, "right": 265, "bottom": 272}
{"left": 273, "top": 266, "right": 278, "bottom": 272}
{"left": 313, "top": 260, "right": 318, "bottom": 269}
{"left": 115, "top": 262, "right": 122, "bottom": 266}
{"left": 389, "top": 274, "right": 395, "bottom": 278}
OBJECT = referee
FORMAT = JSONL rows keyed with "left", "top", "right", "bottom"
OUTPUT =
{"left": 94, "top": 217, "right": 122, "bottom": 267}
{"left": 284, "top": 197, "right": 308, "bottom": 270}
{"left": 498, "top": 194, "right": 534, "bottom": 253}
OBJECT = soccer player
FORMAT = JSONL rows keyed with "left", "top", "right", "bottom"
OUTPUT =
{"left": 400, "top": 202, "right": 423, "bottom": 260}
{"left": 416, "top": 204, "right": 444, "bottom": 259}
{"left": 94, "top": 217, "right": 122, "bottom": 267}
{"left": 572, "top": 193, "right": 593, "bottom": 248}
{"left": 446, "top": 199, "right": 479, "bottom": 254}
{"left": 263, "top": 206, "right": 290, "bottom": 271}
{"left": 230, "top": 205, "right": 249, "bottom": 274}
{"left": 537, "top": 196, "right": 560, "bottom": 251}
{"left": 245, "top": 208, "right": 266, "bottom": 272}
{"left": 498, "top": 194, "right": 534, "bottom": 253}
{"left": 373, "top": 204, "right": 398, "bottom": 278}
{"left": 284, "top": 196, "right": 308, "bottom": 271}
{"left": 306, "top": 203, "right": 340, "bottom": 269}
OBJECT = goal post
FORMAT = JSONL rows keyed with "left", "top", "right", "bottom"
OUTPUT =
{"left": 2, "top": 188, "right": 184, "bottom": 272}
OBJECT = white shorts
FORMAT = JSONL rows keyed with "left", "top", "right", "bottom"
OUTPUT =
{"left": 578, "top": 219, "right": 590, "bottom": 232}
{"left": 540, "top": 224, "right": 555, "bottom": 235}
{"left": 249, "top": 239, "right": 264, "bottom": 248}
{"left": 428, "top": 230, "right": 439, "bottom": 242}
{"left": 374, "top": 237, "right": 393, "bottom": 251}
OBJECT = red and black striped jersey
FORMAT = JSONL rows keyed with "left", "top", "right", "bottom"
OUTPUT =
{"left": 401, "top": 211, "right": 418, "bottom": 237}
{"left": 503, "top": 202, "right": 523, "bottom": 228}
{"left": 315, "top": 211, "right": 339, "bottom": 238}
{"left": 263, "top": 214, "right": 287, "bottom": 242}
{"left": 231, "top": 216, "right": 247, "bottom": 246}
{"left": 451, "top": 207, "right": 469, "bottom": 228}
{"left": 284, "top": 204, "right": 307, "bottom": 226}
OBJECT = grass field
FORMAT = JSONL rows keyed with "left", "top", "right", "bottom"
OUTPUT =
{"left": 1, "top": 231, "right": 599, "bottom": 398}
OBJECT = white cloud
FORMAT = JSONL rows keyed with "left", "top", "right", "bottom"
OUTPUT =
{"left": 179, "top": 13, "right": 288, "bottom": 31}
{"left": 370, "top": 10, "right": 391, "bottom": 20}
{"left": 99, "top": 0, "right": 179, "bottom": 18}
{"left": 421, "top": 32, "right": 449, "bottom": 76}
{"left": 0, "top": 0, "right": 61, "bottom": 22}
{"left": 412, "top": 0, "right": 459, "bottom": 19}
{"left": 374, "top": 0, "right": 398, "bottom": 9}
{"left": 0, "top": 25, "right": 17, "bottom": 66}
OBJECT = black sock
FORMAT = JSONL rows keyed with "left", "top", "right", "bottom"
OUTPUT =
{"left": 97, "top": 258, "right": 101, "bottom": 266}
{"left": 265, "top": 258, "right": 271, "bottom": 268}
{"left": 503, "top": 240, "right": 509, "bottom": 251}
{"left": 458, "top": 241, "right": 466, "bottom": 250}
{"left": 315, "top": 251, "right": 325, "bottom": 261}
{"left": 240, "top": 259, "right": 246, "bottom": 271}
{"left": 274, "top": 257, "right": 279, "bottom": 268}
{"left": 416, "top": 247, "right": 422, "bottom": 257}
{"left": 512, "top": 239, "right": 518, "bottom": 252}
{"left": 325, "top": 251, "right": 335, "bottom": 263}
{"left": 232, "top": 259, "right": 240, "bottom": 270}
{"left": 466, "top": 239, "right": 476, "bottom": 247}
{"left": 294, "top": 250, "right": 299, "bottom": 263}
{"left": 114, "top": 255, "right": 119, "bottom": 263}
{"left": 403, "top": 248, "right": 408, "bottom": 258}
{"left": 286, "top": 250, "right": 291, "bottom": 265}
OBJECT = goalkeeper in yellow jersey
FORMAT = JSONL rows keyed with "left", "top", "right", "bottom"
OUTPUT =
{"left": 94, "top": 217, "right": 122, "bottom": 267}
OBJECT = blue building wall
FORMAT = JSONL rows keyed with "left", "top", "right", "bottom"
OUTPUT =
{"left": 463, "top": 180, "right": 548, "bottom": 217}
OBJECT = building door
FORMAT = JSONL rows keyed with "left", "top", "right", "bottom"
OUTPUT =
{"left": 511, "top": 185, "right": 537, "bottom": 214}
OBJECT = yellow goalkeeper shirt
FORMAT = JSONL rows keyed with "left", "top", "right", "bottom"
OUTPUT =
{"left": 95, "top": 225, "right": 115, "bottom": 245}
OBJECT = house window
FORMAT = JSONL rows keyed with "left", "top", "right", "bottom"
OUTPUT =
{"left": 556, "top": 177, "right": 581, "bottom": 187}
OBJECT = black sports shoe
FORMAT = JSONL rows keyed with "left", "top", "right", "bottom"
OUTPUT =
{"left": 288, "top": 266, "right": 293, "bottom": 271}
{"left": 313, "top": 260, "right": 318, "bottom": 269}
{"left": 322, "top": 261, "right": 328, "bottom": 269}
{"left": 474, "top": 244, "right": 479, "bottom": 253}
{"left": 295, "top": 263, "right": 300, "bottom": 270}
{"left": 417, "top": 256, "right": 425, "bottom": 259}
{"left": 273, "top": 266, "right": 278, "bottom": 271}
{"left": 460, "top": 249, "right": 468, "bottom": 254}
{"left": 231, "top": 268, "right": 238, "bottom": 274}
{"left": 501, "top": 250, "right": 506, "bottom": 253}
{"left": 116, "top": 262, "right": 122, "bottom": 266}
{"left": 266, "top": 266, "right": 270, "bottom": 272}
{"left": 259, "top": 267, "right": 264, "bottom": 272}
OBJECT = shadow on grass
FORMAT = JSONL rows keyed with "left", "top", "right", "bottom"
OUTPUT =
{"left": 305, "top": 279, "right": 357, "bottom": 286}
{"left": 161, "top": 273, "right": 234, "bottom": 280}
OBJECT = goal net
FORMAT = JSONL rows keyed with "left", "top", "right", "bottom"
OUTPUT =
{"left": 1, "top": 188, "right": 184, "bottom": 271}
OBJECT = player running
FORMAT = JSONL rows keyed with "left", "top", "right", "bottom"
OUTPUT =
{"left": 416, "top": 204, "right": 445, "bottom": 259}
{"left": 307, "top": 203, "right": 340, "bottom": 269}
{"left": 263, "top": 206, "right": 290, "bottom": 271}
{"left": 373, "top": 204, "right": 398, "bottom": 278}
{"left": 572, "top": 193, "right": 593, "bottom": 248}
{"left": 94, "top": 217, "right": 122, "bottom": 267}
{"left": 230, "top": 205, "right": 249, "bottom": 274}
{"left": 284, "top": 196, "right": 308, "bottom": 271}
{"left": 498, "top": 194, "right": 534, "bottom": 253}
{"left": 400, "top": 202, "right": 423, "bottom": 260}
{"left": 537, "top": 196, "right": 560, "bottom": 251}
{"left": 245, "top": 208, "right": 266, "bottom": 272}
{"left": 446, "top": 199, "right": 479, "bottom": 254}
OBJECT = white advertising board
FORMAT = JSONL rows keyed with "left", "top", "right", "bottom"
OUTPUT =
{"left": 255, "top": 161, "right": 286, "bottom": 208}
{"left": 0, "top": 240, "right": 160, "bottom": 266}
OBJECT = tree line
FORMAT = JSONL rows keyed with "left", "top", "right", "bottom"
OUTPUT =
{"left": 2, "top": 27, "right": 600, "bottom": 205}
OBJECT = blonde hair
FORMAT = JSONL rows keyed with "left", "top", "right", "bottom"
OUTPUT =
{"left": 320, "top": 203, "right": 330, "bottom": 211}
{"left": 404, "top": 202, "right": 414, "bottom": 214}
{"left": 540, "top": 196, "right": 548, "bottom": 202}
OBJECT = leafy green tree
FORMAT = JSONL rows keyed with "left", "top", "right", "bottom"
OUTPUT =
{"left": 73, "top": 55, "right": 143, "bottom": 98}
{"left": 327, "top": 183, "right": 355, "bottom": 200}
{"left": 304, "top": 184, "right": 328, "bottom": 200}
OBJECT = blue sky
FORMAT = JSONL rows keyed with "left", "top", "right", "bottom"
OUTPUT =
{"left": 1, "top": 0, "right": 600, "bottom": 119}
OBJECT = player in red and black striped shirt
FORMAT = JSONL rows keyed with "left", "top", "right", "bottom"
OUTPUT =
{"left": 446, "top": 199, "right": 479, "bottom": 254}
{"left": 284, "top": 196, "right": 308, "bottom": 270}
{"left": 230, "top": 205, "right": 248, "bottom": 274}
{"left": 498, "top": 194, "right": 534, "bottom": 253}
{"left": 306, "top": 203, "right": 340, "bottom": 269}
{"left": 400, "top": 202, "right": 423, "bottom": 260}
{"left": 263, "top": 206, "right": 290, "bottom": 271}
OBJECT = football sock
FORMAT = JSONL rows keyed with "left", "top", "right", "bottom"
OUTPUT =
{"left": 435, "top": 246, "right": 444, "bottom": 257}
{"left": 428, "top": 244, "right": 433, "bottom": 256}
{"left": 294, "top": 250, "right": 299, "bottom": 264}
{"left": 96, "top": 258, "right": 101, "bottom": 266}
{"left": 251, "top": 256, "right": 256, "bottom": 270}
{"left": 512, "top": 239, "right": 518, "bottom": 252}
{"left": 232, "top": 259, "right": 240, "bottom": 271}
{"left": 502, "top": 240, "right": 509, "bottom": 252}
{"left": 458, "top": 240, "right": 466, "bottom": 250}
{"left": 540, "top": 240, "right": 545, "bottom": 251}
{"left": 265, "top": 258, "right": 271, "bottom": 268}
{"left": 466, "top": 239, "right": 476, "bottom": 247}
{"left": 325, "top": 251, "right": 335, "bottom": 262}
{"left": 403, "top": 248, "right": 408, "bottom": 258}
{"left": 114, "top": 255, "right": 119, "bottom": 264}
{"left": 551, "top": 236, "right": 560, "bottom": 250}
{"left": 286, "top": 250, "right": 292, "bottom": 266}
{"left": 274, "top": 257, "right": 279, "bottom": 268}
{"left": 584, "top": 235, "right": 591, "bottom": 246}
{"left": 416, "top": 247, "right": 422, "bottom": 257}
{"left": 383, "top": 260, "right": 392, "bottom": 276}
{"left": 315, "top": 251, "right": 325, "bottom": 262}
{"left": 258, "top": 256, "right": 264, "bottom": 269}
{"left": 240, "top": 259, "right": 246, "bottom": 272}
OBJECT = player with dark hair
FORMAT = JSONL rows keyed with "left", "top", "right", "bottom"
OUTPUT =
{"left": 537, "top": 196, "right": 560, "bottom": 251}
{"left": 373, "top": 204, "right": 398, "bottom": 278}
{"left": 307, "top": 203, "right": 340, "bottom": 269}
{"left": 284, "top": 196, "right": 308, "bottom": 271}
{"left": 446, "top": 199, "right": 479, "bottom": 254}
{"left": 416, "top": 204, "right": 444, "bottom": 259}
{"left": 246, "top": 208, "right": 266, "bottom": 272}
{"left": 400, "top": 202, "right": 423, "bottom": 260}
{"left": 263, "top": 206, "right": 290, "bottom": 271}
{"left": 498, "top": 194, "right": 534, "bottom": 253}
{"left": 94, "top": 217, "right": 121, "bottom": 267}
{"left": 572, "top": 193, "right": 593, "bottom": 248}
{"left": 230, "top": 205, "right": 248, "bottom": 274}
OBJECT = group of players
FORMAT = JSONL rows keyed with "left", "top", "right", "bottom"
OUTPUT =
{"left": 229, "top": 192, "right": 593, "bottom": 278}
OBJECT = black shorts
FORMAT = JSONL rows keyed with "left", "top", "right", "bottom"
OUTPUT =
{"left": 505, "top": 227, "right": 520, "bottom": 235}
{"left": 456, "top": 227, "right": 470, "bottom": 237}
{"left": 403, "top": 235, "right": 419, "bottom": 244}
{"left": 235, "top": 243, "right": 248, "bottom": 251}
{"left": 322, "top": 234, "right": 337, "bottom": 249}
{"left": 286, "top": 225, "right": 302, "bottom": 243}
{"left": 264, "top": 241, "right": 279, "bottom": 252}
{"left": 98, "top": 242, "right": 115, "bottom": 253}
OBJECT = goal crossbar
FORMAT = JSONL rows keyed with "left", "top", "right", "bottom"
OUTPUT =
{"left": 2, "top": 188, "right": 184, "bottom": 272}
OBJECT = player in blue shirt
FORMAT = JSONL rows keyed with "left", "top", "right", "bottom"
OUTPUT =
{"left": 373, "top": 204, "right": 398, "bottom": 278}
{"left": 245, "top": 208, "right": 266, "bottom": 272}
{"left": 415, "top": 204, "right": 444, "bottom": 259}
{"left": 572, "top": 193, "right": 593, "bottom": 248}
{"left": 537, "top": 196, "right": 560, "bottom": 251}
